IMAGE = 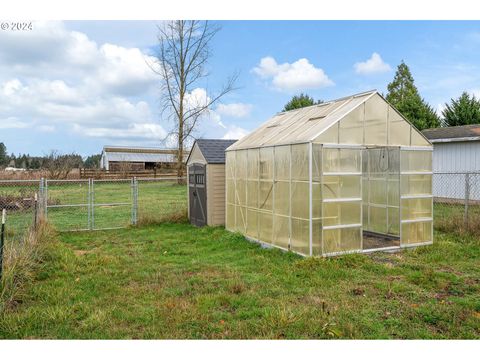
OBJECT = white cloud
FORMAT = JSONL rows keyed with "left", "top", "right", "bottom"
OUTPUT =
{"left": 252, "top": 56, "right": 334, "bottom": 91}
{"left": 0, "top": 21, "right": 165, "bottom": 147}
{"left": 216, "top": 103, "right": 252, "bottom": 118}
{"left": 37, "top": 125, "right": 55, "bottom": 133}
{"left": 0, "top": 21, "right": 246, "bottom": 152}
{"left": 0, "top": 117, "right": 29, "bottom": 129}
{"left": 222, "top": 125, "right": 249, "bottom": 140}
{"left": 73, "top": 122, "right": 167, "bottom": 140}
{"left": 354, "top": 52, "right": 391, "bottom": 75}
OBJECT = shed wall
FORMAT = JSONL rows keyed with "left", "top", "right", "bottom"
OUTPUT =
{"left": 207, "top": 164, "right": 226, "bottom": 226}
{"left": 431, "top": 141, "right": 480, "bottom": 200}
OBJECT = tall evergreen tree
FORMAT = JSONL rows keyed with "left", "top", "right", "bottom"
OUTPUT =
{"left": 0, "top": 142, "right": 7, "bottom": 167}
{"left": 282, "top": 93, "right": 323, "bottom": 112}
{"left": 386, "top": 61, "right": 440, "bottom": 130}
{"left": 442, "top": 92, "right": 480, "bottom": 127}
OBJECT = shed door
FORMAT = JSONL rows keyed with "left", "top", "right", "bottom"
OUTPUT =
{"left": 189, "top": 163, "right": 207, "bottom": 227}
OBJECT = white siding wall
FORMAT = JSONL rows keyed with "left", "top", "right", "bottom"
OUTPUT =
{"left": 432, "top": 141, "right": 480, "bottom": 200}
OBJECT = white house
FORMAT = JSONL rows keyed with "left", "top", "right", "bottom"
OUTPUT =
{"left": 422, "top": 124, "right": 480, "bottom": 200}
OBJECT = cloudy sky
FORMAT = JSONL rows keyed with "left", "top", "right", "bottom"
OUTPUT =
{"left": 1, "top": 20, "right": 480, "bottom": 156}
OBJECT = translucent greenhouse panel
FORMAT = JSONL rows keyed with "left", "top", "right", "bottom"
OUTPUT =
{"left": 312, "top": 183, "right": 321, "bottom": 219}
{"left": 369, "top": 178, "right": 387, "bottom": 205}
{"left": 401, "top": 174, "right": 432, "bottom": 196}
{"left": 235, "top": 150, "right": 248, "bottom": 179}
{"left": 312, "top": 219, "right": 322, "bottom": 256}
{"left": 364, "top": 94, "right": 388, "bottom": 146}
{"left": 387, "top": 176, "right": 400, "bottom": 205}
{"left": 314, "top": 123, "right": 338, "bottom": 144}
{"left": 338, "top": 103, "right": 364, "bottom": 144}
{"left": 388, "top": 207, "right": 400, "bottom": 235}
{"left": 235, "top": 206, "right": 246, "bottom": 232}
{"left": 274, "top": 145, "right": 291, "bottom": 181}
{"left": 247, "top": 148, "right": 259, "bottom": 180}
{"left": 411, "top": 127, "right": 431, "bottom": 146}
{"left": 312, "top": 144, "right": 322, "bottom": 182}
{"left": 323, "top": 201, "right": 361, "bottom": 227}
{"left": 291, "top": 181, "right": 309, "bottom": 219}
{"left": 273, "top": 215, "right": 289, "bottom": 250}
{"left": 322, "top": 175, "right": 361, "bottom": 200}
{"left": 401, "top": 221, "right": 432, "bottom": 245}
{"left": 246, "top": 180, "right": 258, "bottom": 208}
{"left": 323, "top": 227, "right": 362, "bottom": 254}
{"left": 258, "top": 211, "right": 273, "bottom": 244}
{"left": 226, "top": 204, "right": 235, "bottom": 230}
{"left": 401, "top": 151, "right": 432, "bottom": 173}
{"left": 246, "top": 208, "right": 258, "bottom": 239}
{"left": 226, "top": 179, "right": 235, "bottom": 205}
{"left": 226, "top": 151, "right": 235, "bottom": 179}
{"left": 291, "top": 218, "right": 309, "bottom": 255}
{"left": 260, "top": 147, "right": 274, "bottom": 180}
{"left": 274, "top": 181, "right": 290, "bottom": 216}
{"left": 368, "top": 206, "right": 388, "bottom": 234}
{"left": 259, "top": 181, "right": 273, "bottom": 211}
{"left": 291, "top": 143, "right": 309, "bottom": 181}
{"left": 323, "top": 148, "right": 362, "bottom": 173}
{"left": 401, "top": 198, "right": 432, "bottom": 220}
{"left": 235, "top": 179, "right": 246, "bottom": 207}
{"left": 388, "top": 109, "right": 411, "bottom": 146}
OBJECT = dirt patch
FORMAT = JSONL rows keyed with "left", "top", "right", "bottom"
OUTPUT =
{"left": 74, "top": 249, "right": 94, "bottom": 256}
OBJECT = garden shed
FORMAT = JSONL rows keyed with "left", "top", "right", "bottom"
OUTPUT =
{"left": 187, "top": 139, "right": 237, "bottom": 227}
{"left": 225, "top": 90, "right": 433, "bottom": 257}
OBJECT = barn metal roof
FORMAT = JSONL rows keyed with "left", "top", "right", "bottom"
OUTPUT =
{"left": 101, "top": 145, "right": 189, "bottom": 163}
{"left": 192, "top": 139, "right": 237, "bottom": 164}
{"left": 422, "top": 124, "right": 480, "bottom": 143}
{"left": 227, "top": 90, "right": 377, "bottom": 150}
{"left": 104, "top": 152, "right": 178, "bottom": 163}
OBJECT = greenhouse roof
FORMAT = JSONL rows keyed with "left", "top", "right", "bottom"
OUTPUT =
{"left": 227, "top": 90, "right": 378, "bottom": 150}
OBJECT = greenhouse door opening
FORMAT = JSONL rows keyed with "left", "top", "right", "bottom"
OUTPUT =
{"left": 188, "top": 163, "right": 207, "bottom": 227}
{"left": 362, "top": 147, "right": 401, "bottom": 250}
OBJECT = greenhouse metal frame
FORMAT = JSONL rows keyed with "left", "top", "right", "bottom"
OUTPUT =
{"left": 225, "top": 90, "right": 433, "bottom": 257}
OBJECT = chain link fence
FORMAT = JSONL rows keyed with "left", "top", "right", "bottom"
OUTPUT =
{"left": 0, "top": 177, "right": 187, "bottom": 240}
{"left": 0, "top": 180, "right": 41, "bottom": 245}
{"left": 433, "top": 172, "right": 480, "bottom": 233}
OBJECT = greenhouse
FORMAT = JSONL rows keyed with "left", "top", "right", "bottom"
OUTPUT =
{"left": 225, "top": 90, "right": 433, "bottom": 256}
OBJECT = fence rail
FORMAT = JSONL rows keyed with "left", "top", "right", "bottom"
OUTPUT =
{"left": 79, "top": 168, "right": 180, "bottom": 179}
{"left": 0, "top": 177, "right": 187, "bottom": 243}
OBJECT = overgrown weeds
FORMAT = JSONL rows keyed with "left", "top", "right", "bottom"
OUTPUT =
{"left": 137, "top": 207, "right": 188, "bottom": 226}
{"left": 0, "top": 221, "right": 55, "bottom": 313}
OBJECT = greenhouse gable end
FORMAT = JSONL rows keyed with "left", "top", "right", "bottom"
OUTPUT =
{"left": 225, "top": 90, "right": 433, "bottom": 257}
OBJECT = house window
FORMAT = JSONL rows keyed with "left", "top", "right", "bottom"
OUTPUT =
{"left": 195, "top": 174, "right": 205, "bottom": 185}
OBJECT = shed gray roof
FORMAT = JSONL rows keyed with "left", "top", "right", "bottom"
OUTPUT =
{"left": 422, "top": 124, "right": 480, "bottom": 142}
{"left": 194, "top": 139, "right": 237, "bottom": 164}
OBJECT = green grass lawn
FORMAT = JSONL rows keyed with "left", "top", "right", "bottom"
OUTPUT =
{"left": 0, "top": 180, "right": 187, "bottom": 239}
{"left": 1, "top": 223, "right": 478, "bottom": 339}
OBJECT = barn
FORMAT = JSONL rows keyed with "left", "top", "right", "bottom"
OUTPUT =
{"left": 186, "top": 139, "right": 237, "bottom": 227}
{"left": 100, "top": 146, "right": 183, "bottom": 171}
{"left": 423, "top": 124, "right": 480, "bottom": 201}
{"left": 225, "top": 90, "right": 433, "bottom": 257}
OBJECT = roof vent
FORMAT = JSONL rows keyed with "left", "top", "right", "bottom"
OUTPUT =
{"left": 308, "top": 115, "right": 326, "bottom": 121}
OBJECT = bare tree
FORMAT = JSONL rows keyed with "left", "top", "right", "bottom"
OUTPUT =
{"left": 151, "top": 20, "right": 238, "bottom": 179}
{"left": 43, "top": 150, "right": 82, "bottom": 179}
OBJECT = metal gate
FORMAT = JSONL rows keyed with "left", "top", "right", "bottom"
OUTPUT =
{"left": 44, "top": 178, "right": 137, "bottom": 231}
{"left": 188, "top": 164, "right": 207, "bottom": 226}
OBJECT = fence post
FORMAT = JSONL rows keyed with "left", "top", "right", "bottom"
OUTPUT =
{"left": 90, "top": 178, "right": 95, "bottom": 230}
{"left": 464, "top": 172, "right": 470, "bottom": 228}
{"left": 131, "top": 177, "right": 138, "bottom": 225}
{"left": 0, "top": 209, "right": 6, "bottom": 281}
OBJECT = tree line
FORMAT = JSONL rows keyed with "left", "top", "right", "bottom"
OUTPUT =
{"left": 282, "top": 61, "right": 480, "bottom": 131}
{"left": 0, "top": 144, "right": 101, "bottom": 170}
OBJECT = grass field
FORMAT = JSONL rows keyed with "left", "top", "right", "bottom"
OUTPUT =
{"left": 0, "top": 222, "right": 478, "bottom": 339}
{"left": 0, "top": 180, "right": 187, "bottom": 241}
